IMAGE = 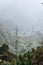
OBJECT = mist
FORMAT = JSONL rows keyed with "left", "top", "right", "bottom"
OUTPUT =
{"left": 0, "top": 0, "right": 43, "bottom": 35}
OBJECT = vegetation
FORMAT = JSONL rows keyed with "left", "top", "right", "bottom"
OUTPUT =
{"left": 0, "top": 43, "right": 43, "bottom": 65}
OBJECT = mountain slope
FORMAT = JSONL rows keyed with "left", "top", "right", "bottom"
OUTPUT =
{"left": 0, "top": 22, "right": 43, "bottom": 54}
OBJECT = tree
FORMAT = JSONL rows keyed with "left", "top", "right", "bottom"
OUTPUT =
{"left": 1, "top": 44, "right": 9, "bottom": 52}
{"left": 27, "top": 51, "right": 32, "bottom": 65}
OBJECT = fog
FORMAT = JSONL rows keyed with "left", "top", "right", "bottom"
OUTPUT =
{"left": 0, "top": 0, "right": 43, "bottom": 35}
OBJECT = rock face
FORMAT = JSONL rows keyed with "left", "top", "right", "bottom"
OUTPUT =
{"left": 0, "top": 22, "right": 43, "bottom": 54}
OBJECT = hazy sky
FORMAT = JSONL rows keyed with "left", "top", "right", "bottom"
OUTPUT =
{"left": 0, "top": 0, "right": 43, "bottom": 34}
